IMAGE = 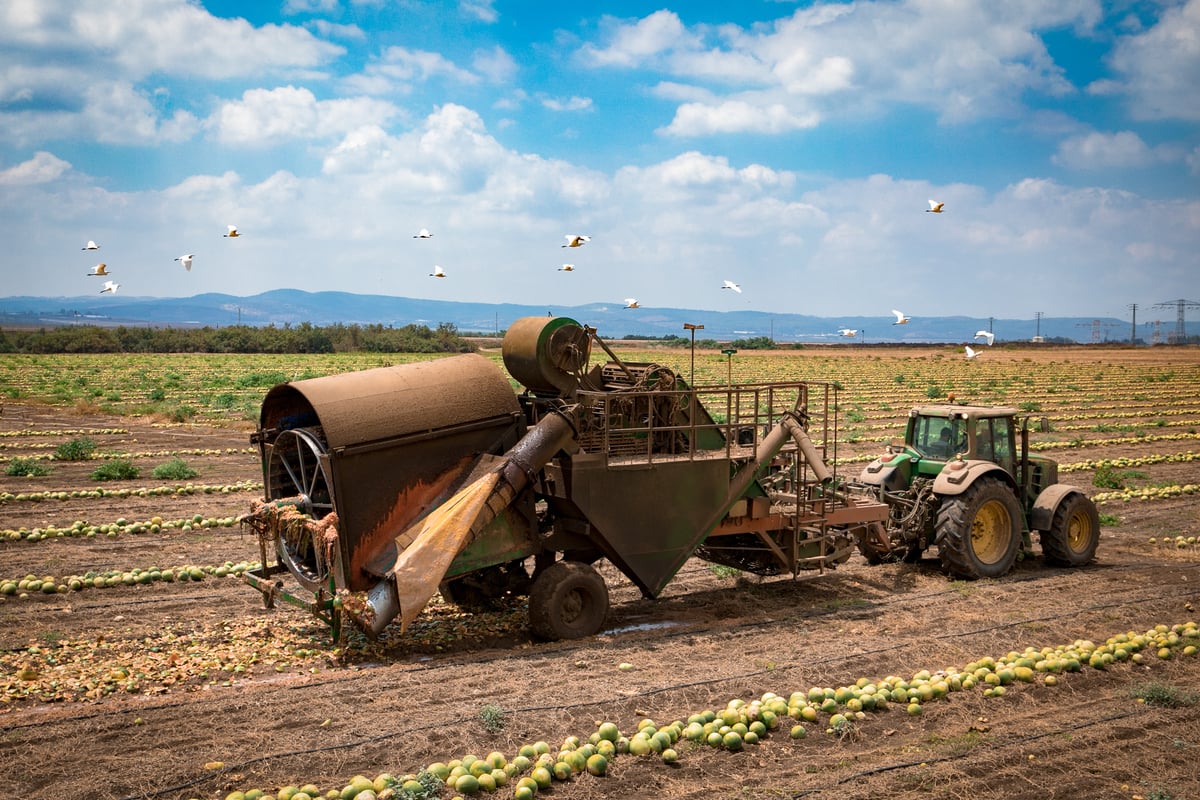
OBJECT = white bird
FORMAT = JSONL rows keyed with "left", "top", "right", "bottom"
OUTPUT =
{"left": 722, "top": 280, "right": 742, "bottom": 293}
{"left": 927, "top": 200, "right": 945, "bottom": 213}
{"left": 892, "top": 309, "right": 911, "bottom": 325}
{"left": 563, "top": 234, "right": 591, "bottom": 248}
{"left": 558, "top": 264, "right": 575, "bottom": 272}
{"left": 413, "top": 228, "right": 433, "bottom": 239}
{"left": 99, "top": 280, "right": 120, "bottom": 294}
{"left": 86, "top": 263, "right": 109, "bottom": 277}
{"left": 430, "top": 265, "right": 445, "bottom": 278}
{"left": 223, "top": 225, "right": 240, "bottom": 238}
{"left": 974, "top": 330, "right": 995, "bottom": 346}
{"left": 965, "top": 345, "right": 980, "bottom": 360}
{"left": 624, "top": 298, "right": 639, "bottom": 309}
{"left": 82, "top": 240, "right": 100, "bottom": 251}
{"left": 175, "top": 254, "right": 194, "bottom": 272}
{"left": 838, "top": 328, "right": 857, "bottom": 337}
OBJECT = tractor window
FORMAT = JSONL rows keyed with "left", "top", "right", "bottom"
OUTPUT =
{"left": 975, "top": 418, "right": 1014, "bottom": 468}
{"left": 916, "top": 417, "right": 959, "bottom": 458}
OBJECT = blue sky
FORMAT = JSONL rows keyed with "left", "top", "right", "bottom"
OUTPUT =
{"left": 1, "top": 0, "right": 1197, "bottom": 322}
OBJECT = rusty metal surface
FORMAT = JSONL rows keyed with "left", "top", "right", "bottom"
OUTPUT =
{"left": 502, "top": 316, "right": 590, "bottom": 396}
{"left": 262, "top": 353, "right": 519, "bottom": 450}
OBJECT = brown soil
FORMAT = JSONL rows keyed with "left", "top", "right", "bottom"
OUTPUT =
{"left": 2, "top": 358, "right": 1199, "bottom": 800}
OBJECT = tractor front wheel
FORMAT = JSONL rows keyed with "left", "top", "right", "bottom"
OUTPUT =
{"left": 528, "top": 561, "right": 609, "bottom": 641}
{"left": 936, "top": 478, "right": 1022, "bottom": 579}
{"left": 1040, "top": 493, "right": 1100, "bottom": 567}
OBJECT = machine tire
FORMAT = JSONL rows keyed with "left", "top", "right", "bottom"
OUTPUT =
{"left": 528, "top": 561, "right": 609, "bottom": 641}
{"left": 936, "top": 478, "right": 1022, "bottom": 579}
{"left": 1040, "top": 493, "right": 1100, "bottom": 567}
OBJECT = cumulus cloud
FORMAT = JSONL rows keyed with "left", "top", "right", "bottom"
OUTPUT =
{"left": 342, "top": 46, "right": 480, "bottom": 94}
{"left": 460, "top": 0, "right": 499, "bottom": 24}
{"left": 580, "top": 1, "right": 1097, "bottom": 137}
{"left": 0, "top": 151, "right": 71, "bottom": 185}
{"left": 541, "top": 96, "right": 593, "bottom": 112}
{"left": 1052, "top": 130, "right": 1165, "bottom": 169}
{"left": 209, "top": 86, "right": 400, "bottom": 146}
{"left": 1089, "top": 0, "right": 1200, "bottom": 120}
{"left": 472, "top": 46, "right": 518, "bottom": 83}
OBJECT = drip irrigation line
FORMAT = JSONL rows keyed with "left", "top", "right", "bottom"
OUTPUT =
{"left": 789, "top": 708, "right": 1143, "bottom": 797}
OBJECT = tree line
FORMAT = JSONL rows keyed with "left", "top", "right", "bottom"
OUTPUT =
{"left": 0, "top": 322, "right": 475, "bottom": 354}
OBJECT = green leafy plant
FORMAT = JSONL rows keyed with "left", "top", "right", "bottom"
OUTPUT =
{"left": 152, "top": 458, "right": 199, "bottom": 480}
{"left": 53, "top": 436, "right": 96, "bottom": 461}
{"left": 90, "top": 459, "right": 140, "bottom": 481}
{"left": 1131, "top": 681, "right": 1198, "bottom": 708}
{"left": 708, "top": 564, "right": 742, "bottom": 579}
{"left": 5, "top": 458, "right": 51, "bottom": 477}
{"left": 478, "top": 703, "right": 507, "bottom": 734}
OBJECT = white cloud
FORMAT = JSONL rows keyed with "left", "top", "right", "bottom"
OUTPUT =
{"left": 1091, "top": 0, "right": 1200, "bottom": 121}
{"left": 460, "top": 0, "right": 498, "bottom": 24}
{"left": 660, "top": 99, "right": 819, "bottom": 136}
{"left": 342, "top": 46, "right": 480, "bottom": 95}
{"left": 283, "top": 0, "right": 339, "bottom": 13}
{"left": 541, "top": 96, "right": 593, "bottom": 112}
{"left": 209, "top": 86, "right": 400, "bottom": 146}
{"left": 472, "top": 46, "right": 518, "bottom": 83}
{"left": 308, "top": 20, "right": 367, "bottom": 41}
{"left": 0, "top": 151, "right": 71, "bottom": 185}
{"left": 581, "top": 1, "right": 1099, "bottom": 137}
{"left": 581, "top": 10, "right": 697, "bottom": 67}
{"left": 1052, "top": 130, "right": 1165, "bottom": 169}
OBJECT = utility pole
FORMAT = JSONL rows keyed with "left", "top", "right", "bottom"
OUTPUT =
{"left": 683, "top": 323, "right": 704, "bottom": 386}
{"left": 721, "top": 348, "right": 737, "bottom": 385}
{"left": 1127, "top": 303, "right": 1137, "bottom": 344}
{"left": 1034, "top": 311, "right": 1044, "bottom": 342}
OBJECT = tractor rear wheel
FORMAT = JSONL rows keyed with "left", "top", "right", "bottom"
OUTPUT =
{"left": 528, "top": 561, "right": 609, "bottom": 641}
{"left": 1040, "top": 493, "right": 1100, "bottom": 567}
{"left": 936, "top": 478, "right": 1022, "bottom": 579}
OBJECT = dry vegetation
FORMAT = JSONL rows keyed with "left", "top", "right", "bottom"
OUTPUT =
{"left": 2, "top": 345, "right": 1199, "bottom": 800}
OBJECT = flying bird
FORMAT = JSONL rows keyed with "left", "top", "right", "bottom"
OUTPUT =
{"left": 175, "top": 254, "right": 194, "bottom": 272}
{"left": 558, "top": 264, "right": 575, "bottom": 272}
{"left": 892, "top": 309, "right": 911, "bottom": 325}
{"left": 430, "top": 265, "right": 445, "bottom": 278}
{"left": 722, "top": 280, "right": 742, "bottom": 293}
{"left": 87, "top": 263, "right": 109, "bottom": 277}
{"left": 563, "top": 234, "right": 591, "bottom": 248}
{"left": 965, "top": 345, "right": 980, "bottom": 360}
{"left": 974, "top": 330, "right": 995, "bottom": 346}
{"left": 927, "top": 200, "right": 945, "bottom": 213}
{"left": 99, "top": 280, "right": 120, "bottom": 294}
{"left": 413, "top": 228, "right": 433, "bottom": 239}
{"left": 624, "top": 298, "right": 639, "bottom": 309}
{"left": 82, "top": 240, "right": 100, "bottom": 251}
{"left": 838, "top": 328, "right": 857, "bottom": 337}
{"left": 223, "top": 225, "right": 240, "bottom": 238}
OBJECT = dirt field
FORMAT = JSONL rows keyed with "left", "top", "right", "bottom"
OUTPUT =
{"left": 2, "top": 346, "right": 1199, "bottom": 800}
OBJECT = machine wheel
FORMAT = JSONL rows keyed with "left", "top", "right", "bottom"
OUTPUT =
{"left": 936, "top": 478, "right": 1022, "bottom": 579}
{"left": 528, "top": 561, "right": 609, "bottom": 641}
{"left": 1040, "top": 493, "right": 1100, "bottom": 567}
{"left": 266, "top": 428, "right": 335, "bottom": 592}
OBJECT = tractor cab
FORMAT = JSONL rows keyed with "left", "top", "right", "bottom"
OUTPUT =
{"left": 904, "top": 405, "right": 1018, "bottom": 477}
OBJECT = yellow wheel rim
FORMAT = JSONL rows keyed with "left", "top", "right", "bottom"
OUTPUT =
{"left": 971, "top": 499, "right": 1012, "bottom": 565}
{"left": 1066, "top": 509, "right": 1093, "bottom": 553}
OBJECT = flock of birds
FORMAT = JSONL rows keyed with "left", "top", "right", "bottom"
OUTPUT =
{"left": 82, "top": 201, "right": 965, "bottom": 342}
{"left": 81, "top": 225, "right": 241, "bottom": 295}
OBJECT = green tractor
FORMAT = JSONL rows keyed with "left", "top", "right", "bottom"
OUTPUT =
{"left": 853, "top": 404, "right": 1100, "bottom": 579}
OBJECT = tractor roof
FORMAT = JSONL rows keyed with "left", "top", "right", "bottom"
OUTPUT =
{"left": 911, "top": 404, "right": 1020, "bottom": 419}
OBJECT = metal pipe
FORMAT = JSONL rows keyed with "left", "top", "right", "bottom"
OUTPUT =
{"left": 349, "top": 405, "right": 582, "bottom": 637}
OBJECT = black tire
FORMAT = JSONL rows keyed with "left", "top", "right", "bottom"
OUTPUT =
{"left": 528, "top": 561, "right": 609, "bottom": 641}
{"left": 1040, "top": 493, "right": 1100, "bottom": 567}
{"left": 936, "top": 478, "right": 1022, "bottom": 579}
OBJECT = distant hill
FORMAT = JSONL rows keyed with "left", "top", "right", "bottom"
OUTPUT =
{"left": 0, "top": 288, "right": 1161, "bottom": 344}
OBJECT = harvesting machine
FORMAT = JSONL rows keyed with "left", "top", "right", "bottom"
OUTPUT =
{"left": 240, "top": 316, "right": 889, "bottom": 641}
